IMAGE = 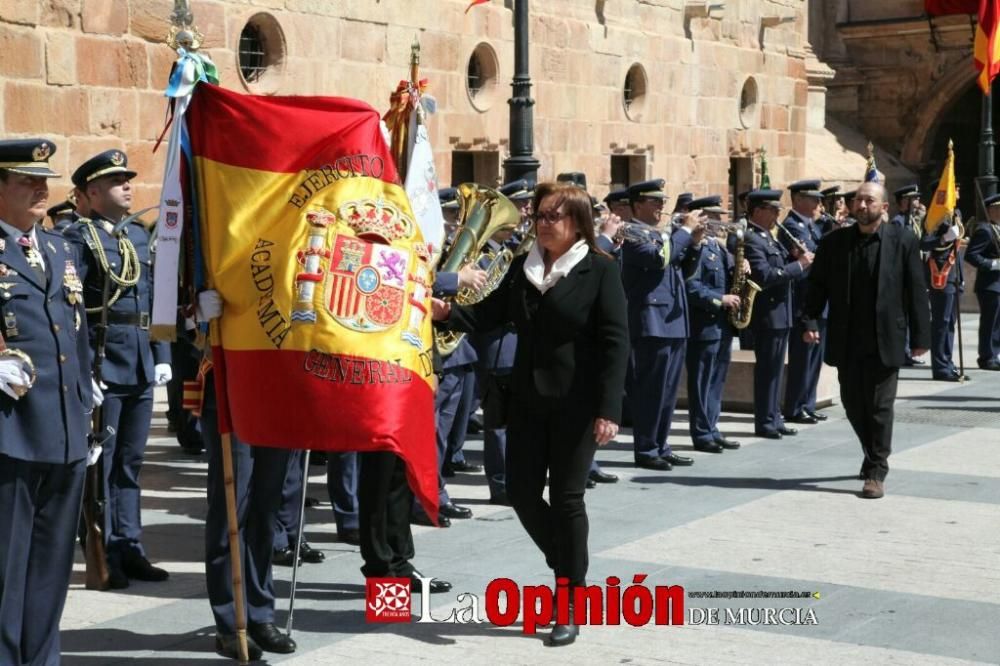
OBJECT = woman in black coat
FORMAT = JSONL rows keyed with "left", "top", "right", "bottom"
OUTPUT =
{"left": 434, "top": 182, "right": 629, "bottom": 645}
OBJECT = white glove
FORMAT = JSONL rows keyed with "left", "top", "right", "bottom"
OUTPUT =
{"left": 197, "top": 289, "right": 223, "bottom": 321}
{"left": 91, "top": 377, "right": 104, "bottom": 408}
{"left": 154, "top": 363, "right": 172, "bottom": 386}
{"left": 991, "top": 259, "right": 1000, "bottom": 271}
{"left": 87, "top": 444, "right": 103, "bottom": 467}
{"left": 942, "top": 226, "right": 959, "bottom": 243}
{"left": 0, "top": 358, "right": 32, "bottom": 400}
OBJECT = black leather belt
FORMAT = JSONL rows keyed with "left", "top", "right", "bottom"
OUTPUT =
{"left": 89, "top": 312, "right": 150, "bottom": 329}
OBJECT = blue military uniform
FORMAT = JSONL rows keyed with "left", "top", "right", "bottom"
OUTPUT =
{"left": 621, "top": 179, "right": 694, "bottom": 467}
{"left": 0, "top": 139, "right": 92, "bottom": 665}
{"left": 964, "top": 195, "right": 1000, "bottom": 370}
{"left": 779, "top": 180, "right": 827, "bottom": 422}
{"left": 889, "top": 185, "right": 925, "bottom": 366}
{"left": 63, "top": 150, "right": 171, "bottom": 582}
{"left": 744, "top": 189, "right": 805, "bottom": 437}
{"left": 921, "top": 217, "right": 965, "bottom": 380}
{"left": 683, "top": 223, "right": 734, "bottom": 450}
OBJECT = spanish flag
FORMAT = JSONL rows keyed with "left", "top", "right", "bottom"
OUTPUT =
{"left": 976, "top": 0, "right": 1000, "bottom": 94}
{"left": 925, "top": 140, "right": 957, "bottom": 236}
{"left": 185, "top": 84, "right": 438, "bottom": 519}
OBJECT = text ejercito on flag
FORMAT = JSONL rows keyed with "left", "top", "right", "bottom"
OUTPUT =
{"left": 185, "top": 83, "right": 439, "bottom": 520}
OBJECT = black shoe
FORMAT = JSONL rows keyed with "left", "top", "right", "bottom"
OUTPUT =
{"left": 933, "top": 373, "right": 962, "bottom": 382}
{"left": 409, "top": 570, "right": 452, "bottom": 594}
{"left": 338, "top": 527, "right": 361, "bottom": 545}
{"left": 904, "top": 356, "right": 925, "bottom": 366}
{"left": 692, "top": 441, "right": 724, "bottom": 454}
{"left": 248, "top": 622, "right": 297, "bottom": 654}
{"left": 411, "top": 512, "right": 451, "bottom": 528}
{"left": 122, "top": 553, "right": 169, "bottom": 582}
{"left": 786, "top": 413, "right": 818, "bottom": 425}
{"left": 777, "top": 426, "right": 798, "bottom": 436}
{"left": 466, "top": 415, "right": 484, "bottom": 435}
{"left": 272, "top": 546, "right": 298, "bottom": 567}
{"left": 215, "top": 633, "right": 263, "bottom": 661}
{"left": 549, "top": 612, "right": 579, "bottom": 646}
{"left": 664, "top": 453, "right": 694, "bottom": 466}
{"left": 715, "top": 437, "right": 741, "bottom": 450}
{"left": 440, "top": 501, "right": 473, "bottom": 519}
{"left": 588, "top": 469, "right": 619, "bottom": 483}
{"left": 304, "top": 495, "right": 320, "bottom": 508}
{"left": 299, "top": 541, "right": 325, "bottom": 563}
{"left": 107, "top": 565, "right": 129, "bottom": 590}
{"left": 635, "top": 457, "right": 671, "bottom": 471}
{"left": 489, "top": 490, "right": 511, "bottom": 506}
{"left": 586, "top": 478, "right": 597, "bottom": 489}
{"left": 979, "top": 360, "right": 1000, "bottom": 370}
{"left": 805, "top": 410, "right": 827, "bottom": 422}
{"left": 755, "top": 429, "right": 782, "bottom": 440}
{"left": 449, "top": 461, "right": 483, "bottom": 474}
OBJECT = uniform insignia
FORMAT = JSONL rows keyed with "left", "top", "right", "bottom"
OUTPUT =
{"left": 63, "top": 260, "right": 83, "bottom": 305}
{"left": 32, "top": 143, "right": 52, "bottom": 162}
{"left": 708, "top": 253, "right": 717, "bottom": 261}
{"left": 4, "top": 311, "right": 18, "bottom": 338}
{"left": 46, "top": 241, "right": 56, "bottom": 254}
{"left": 0, "top": 282, "right": 16, "bottom": 291}
{"left": 0, "top": 239, "right": 5, "bottom": 253}
{"left": 110, "top": 151, "right": 125, "bottom": 166}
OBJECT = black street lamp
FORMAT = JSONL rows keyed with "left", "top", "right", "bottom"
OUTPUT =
{"left": 503, "top": 0, "right": 540, "bottom": 186}
{"left": 977, "top": 84, "right": 998, "bottom": 220}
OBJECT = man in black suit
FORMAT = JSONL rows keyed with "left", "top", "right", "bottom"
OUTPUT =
{"left": 802, "top": 182, "right": 930, "bottom": 499}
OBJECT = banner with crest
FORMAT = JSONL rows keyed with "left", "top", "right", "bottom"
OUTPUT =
{"left": 184, "top": 83, "right": 438, "bottom": 519}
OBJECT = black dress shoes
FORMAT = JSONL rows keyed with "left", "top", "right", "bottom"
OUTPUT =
{"left": 216, "top": 633, "right": 263, "bottom": 661}
{"left": 549, "top": 607, "right": 579, "bottom": 646}
{"left": 664, "top": 453, "right": 694, "bottom": 466}
{"left": 248, "top": 622, "right": 297, "bottom": 654}
{"left": 409, "top": 570, "right": 452, "bottom": 594}
{"left": 122, "top": 553, "right": 169, "bottom": 582}
{"left": 933, "top": 372, "right": 966, "bottom": 382}
{"left": 585, "top": 478, "right": 597, "bottom": 489}
{"left": 440, "top": 501, "right": 473, "bottom": 519}
{"left": 466, "top": 415, "right": 484, "bottom": 434}
{"left": 777, "top": 426, "right": 798, "bottom": 436}
{"left": 450, "top": 461, "right": 483, "bottom": 474}
{"left": 107, "top": 565, "right": 129, "bottom": 590}
{"left": 979, "top": 359, "right": 1000, "bottom": 370}
{"left": 299, "top": 541, "right": 325, "bottom": 563}
{"left": 588, "top": 469, "right": 619, "bottom": 483}
{"left": 635, "top": 457, "right": 672, "bottom": 471}
{"left": 755, "top": 429, "right": 782, "bottom": 440}
{"left": 786, "top": 413, "right": 818, "bottom": 425}
{"left": 715, "top": 437, "right": 741, "bottom": 450}
{"left": 338, "top": 527, "right": 361, "bottom": 545}
{"left": 272, "top": 546, "right": 298, "bottom": 567}
{"left": 411, "top": 512, "right": 451, "bottom": 528}
{"left": 489, "top": 490, "right": 511, "bottom": 506}
{"left": 805, "top": 410, "right": 827, "bottom": 421}
{"left": 693, "top": 441, "right": 724, "bottom": 454}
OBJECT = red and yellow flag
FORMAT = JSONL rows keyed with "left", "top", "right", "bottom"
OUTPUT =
{"left": 976, "top": 0, "right": 1000, "bottom": 93}
{"left": 186, "top": 84, "right": 438, "bottom": 519}
{"left": 925, "top": 140, "right": 957, "bottom": 236}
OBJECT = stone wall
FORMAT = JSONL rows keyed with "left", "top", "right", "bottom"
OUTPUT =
{"left": 1, "top": 0, "right": 813, "bottom": 210}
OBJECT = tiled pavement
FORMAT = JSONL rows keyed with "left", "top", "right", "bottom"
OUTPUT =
{"left": 60, "top": 318, "right": 1000, "bottom": 665}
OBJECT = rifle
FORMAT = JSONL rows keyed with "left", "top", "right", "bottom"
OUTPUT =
{"left": 82, "top": 262, "right": 115, "bottom": 590}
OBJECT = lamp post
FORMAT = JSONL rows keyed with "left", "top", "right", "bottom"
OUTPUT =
{"left": 502, "top": 0, "right": 540, "bottom": 185}
{"left": 977, "top": 85, "right": 998, "bottom": 220}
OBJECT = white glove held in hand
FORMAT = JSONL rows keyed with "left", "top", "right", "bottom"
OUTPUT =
{"left": 0, "top": 358, "right": 31, "bottom": 400}
{"left": 154, "top": 363, "right": 172, "bottom": 386}
{"left": 942, "top": 226, "right": 959, "bottom": 243}
{"left": 197, "top": 290, "right": 223, "bottom": 321}
{"left": 991, "top": 259, "right": 1000, "bottom": 271}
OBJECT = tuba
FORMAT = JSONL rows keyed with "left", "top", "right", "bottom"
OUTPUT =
{"left": 434, "top": 183, "right": 523, "bottom": 356}
{"left": 728, "top": 229, "right": 761, "bottom": 330}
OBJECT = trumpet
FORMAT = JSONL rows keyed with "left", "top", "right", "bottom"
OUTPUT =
{"left": 613, "top": 220, "right": 661, "bottom": 245}
{"left": 702, "top": 220, "right": 745, "bottom": 234}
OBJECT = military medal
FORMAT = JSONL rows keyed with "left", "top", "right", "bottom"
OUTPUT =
{"left": 63, "top": 260, "right": 83, "bottom": 306}
{"left": 4, "top": 311, "right": 18, "bottom": 338}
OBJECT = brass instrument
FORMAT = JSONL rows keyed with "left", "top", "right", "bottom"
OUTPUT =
{"left": 728, "top": 229, "right": 761, "bottom": 330}
{"left": 614, "top": 220, "right": 661, "bottom": 245}
{"left": 435, "top": 183, "right": 522, "bottom": 356}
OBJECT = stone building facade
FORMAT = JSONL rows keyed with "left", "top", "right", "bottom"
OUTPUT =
{"left": 6, "top": 0, "right": 918, "bottom": 214}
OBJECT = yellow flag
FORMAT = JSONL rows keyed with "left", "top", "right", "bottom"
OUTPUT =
{"left": 925, "top": 139, "right": 956, "bottom": 236}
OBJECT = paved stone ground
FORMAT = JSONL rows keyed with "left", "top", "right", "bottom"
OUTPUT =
{"left": 60, "top": 317, "right": 1000, "bottom": 665}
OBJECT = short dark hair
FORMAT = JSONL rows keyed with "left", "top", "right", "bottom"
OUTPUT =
{"left": 532, "top": 182, "right": 609, "bottom": 258}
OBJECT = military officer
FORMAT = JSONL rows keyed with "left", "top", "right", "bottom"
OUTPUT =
{"left": 890, "top": 184, "right": 926, "bottom": 366}
{"left": 622, "top": 179, "right": 699, "bottom": 470}
{"left": 818, "top": 185, "right": 843, "bottom": 236}
{"left": 604, "top": 188, "right": 632, "bottom": 224}
{"left": 671, "top": 192, "right": 694, "bottom": 227}
{"left": 63, "top": 150, "right": 172, "bottom": 588}
{"left": 921, "top": 214, "right": 965, "bottom": 381}
{"left": 0, "top": 139, "right": 95, "bottom": 665}
{"left": 684, "top": 195, "right": 742, "bottom": 453}
{"left": 780, "top": 179, "right": 828, "bottom": 425}
{"left": 744, "top": 189, "right": 813, "bottom": 439}
{"left": 964, "top": 194, "right": 1000, "bottom": 370}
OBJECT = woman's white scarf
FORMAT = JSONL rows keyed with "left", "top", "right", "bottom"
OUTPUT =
{"left": 522, "top": 239, "right": 588, "bottom": 294}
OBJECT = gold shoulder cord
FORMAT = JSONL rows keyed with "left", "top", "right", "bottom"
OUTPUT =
{"left": 80, "top": 218, "right": 142, "bottom": 315}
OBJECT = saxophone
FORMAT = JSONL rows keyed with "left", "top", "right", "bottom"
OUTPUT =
{"left": 728, "top": 229, "right": 761, "bottom": 330}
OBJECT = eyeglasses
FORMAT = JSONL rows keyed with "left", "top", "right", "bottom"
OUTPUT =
{"left": 533, "top": 210, "right": 569, "bottom": 225}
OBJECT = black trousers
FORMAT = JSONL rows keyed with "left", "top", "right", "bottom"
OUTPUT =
{"left": 358, "top": 451, "right": 415, "bottom": 578}
{"left": 506, "top": 403, "right": 596, "bottom": 588}
{"left": 837, "top": 356, "right": 898, "bottom": 481}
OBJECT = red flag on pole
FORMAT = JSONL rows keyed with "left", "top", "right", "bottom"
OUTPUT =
{"left": 976, "top": 0, "right": 1000, "bottom": 93}
{"left": 465, "top": 0, "right": 489, "bottom": 13}
{"left": 924, "top": 0, "right": 978, "bottom": 15}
